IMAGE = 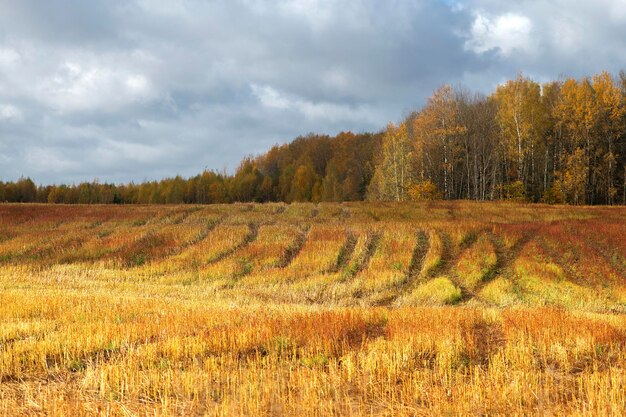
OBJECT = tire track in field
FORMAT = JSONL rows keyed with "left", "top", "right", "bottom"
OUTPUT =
{"left": 404, "top": 230, "right": 430, "bottom": 285}
{"left": 534, "top": 233, "right": 589, "bottom": 287}
{"left": 577, "top": 239, "right": 626, "bottom": 280}
{"left": 139, "top": 207, "right": 191, "bottom": 227}
{"left": 331, "top": 231, "right": 358, "bottom": 273}
{"left": 359, "top": 232, "right": 382, "bottom": 274}
{"left": 1, "top": 220, "right": 115, "bottom": 266}
{"left": 206, "top": 223, "right": 259, "bottom": 265}
{"left": 275, "top": 225, "right": 311, "bottom": 268}
{"left": 169, "top": 207, "right": 203, "bottom": 225}
{"left": 470, "top": 227, "right": 537, "bottom": 299}
{"left": 562, "top": 224, "right": 625, "bottom": 282}
{"left": 118, "top": 210, "right": 220, "bottom": 267}
{"left": 382, "top": 229, "right": 429, "bottom": 306}
{"left": 433, "top": 229, "right": 453, "bottom": 276}
{"left": 488, "top": 229, "right": 535, "bottom": 279}
{"left": 437, "top": 231, "right": 472, "bottom": 302}
{"left": 341, "top": 231, "right": 382, "bottom": 280}
{"left": 161, "top": 215, "right": 226, "bottom": 259}
{"left": 437, "top": 229, "right": 484, "bottom": 303}
{"left": 401, "top": 228, "right": 443, "bottom": 284}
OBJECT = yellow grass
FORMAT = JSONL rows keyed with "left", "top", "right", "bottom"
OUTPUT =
{"left": 404, "top": 276, "right": 462, "bottom": 305}
{"left": 455, "top": 234, "right": 497, "bottom": 290}
{"left": 348, "top": 227, "right": 417, "bottom": 299}
{"left": 0, "top": 201, "right": 625, "bottom": 416}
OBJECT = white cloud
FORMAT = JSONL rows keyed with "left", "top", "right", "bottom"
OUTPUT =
{"left": 250, "top": 83, "right": 378, "bottom": 122}
{"left": 607, "top": 0, "right": 626, "bottom": 21}
{"left": 278, "top": 0, "right": 334, "bottom": 28}
{"left": 0, "top": 47, "right": 21, "bottom": 67}
{"left": 39, "top": 61, "right": 155, "bottom": 113}
{"left": 0, "top": 104, "right": 23, "bottom": 122}
{"left": 465, "top": 12, "right": 533, "bottom": 56}
{"left": 250, "top": 84, "right": 292, "bottom": 110}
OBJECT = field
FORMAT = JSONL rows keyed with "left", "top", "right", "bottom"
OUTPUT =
{"left": 0, "top": 201, "right": 625, "bottom": 416}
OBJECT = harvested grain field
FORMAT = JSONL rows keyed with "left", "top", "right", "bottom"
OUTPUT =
{"left": 1, "top": 201, "right": 625, "bottom": 416}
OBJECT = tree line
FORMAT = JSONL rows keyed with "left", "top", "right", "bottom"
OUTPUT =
{"left": 2, "top": 71, "right": 625, "bottom": 205}
{"left": 0, "top": 132, "right": 381, "bottom": 204}
{"left": 369, "top": 71, "right": 626, "bottom": 205}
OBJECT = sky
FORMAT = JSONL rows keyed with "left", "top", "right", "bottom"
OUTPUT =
{"left": 1, "top": 0, "right": 626, "bottom": 185}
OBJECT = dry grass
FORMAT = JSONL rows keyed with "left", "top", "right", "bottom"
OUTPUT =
{"left": 456, "top": 234, "right": 497, "bottom": 290}
{"left": 0, "top": 201, "right": 625, "bottom": 416}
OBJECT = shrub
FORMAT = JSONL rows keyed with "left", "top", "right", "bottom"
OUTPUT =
{"left": 541, "top": 180, "right": 566, "bottom": 204}
{"left": 500, "top": 180, "right": 526, "bottom": 202}
{"left": 408, "top": 180, "right": 442, "bottom": 201}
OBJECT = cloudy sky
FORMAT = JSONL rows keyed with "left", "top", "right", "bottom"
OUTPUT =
{"left": 1, "top": 0, "right": 626, "bottom": 184}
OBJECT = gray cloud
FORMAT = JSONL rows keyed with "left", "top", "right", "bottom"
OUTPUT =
{"left": 0, "top": 0, "right": 625, "bottom": 184}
